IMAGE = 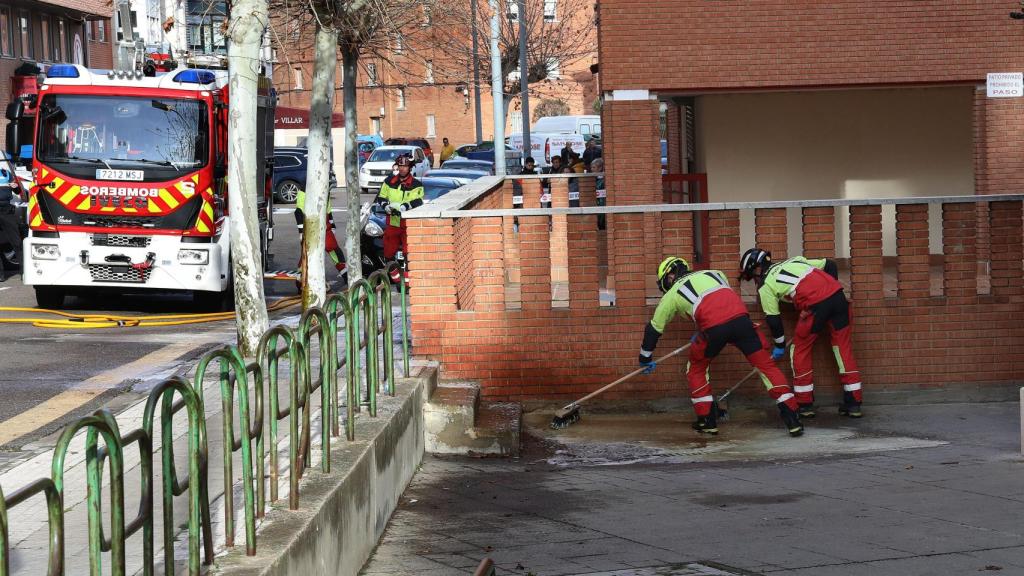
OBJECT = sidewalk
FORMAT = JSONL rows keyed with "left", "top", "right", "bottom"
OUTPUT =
{"left": 1, "top": 303, "right": 411, "bottom": 575}
{"left": 361, "top": 401, "right": 1024, "bottom": 576}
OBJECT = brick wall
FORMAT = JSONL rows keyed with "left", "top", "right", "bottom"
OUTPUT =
{"left": 598, "top": 1, "right": 1024, "bottom": 92}
{"left": 406, "top": 179, "right": 1024, "bottom": 403}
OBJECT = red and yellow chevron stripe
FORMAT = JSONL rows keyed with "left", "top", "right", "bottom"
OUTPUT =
{"left": 32, "top": 168, "right": 216, "bottom": 235}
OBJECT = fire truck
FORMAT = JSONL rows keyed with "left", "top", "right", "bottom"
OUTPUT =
{"left": 5, "top": 63, "right": 276, "bottom": 310}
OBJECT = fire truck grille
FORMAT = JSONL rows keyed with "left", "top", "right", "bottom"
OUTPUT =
{"left": 91, "top": 235, "right": 152, "bottom": 248}
{"left": 89, "top": 265, "right": 152, "bottom": 284}
{"left": 83, "top": 215, "right": 160, "bottom": 229}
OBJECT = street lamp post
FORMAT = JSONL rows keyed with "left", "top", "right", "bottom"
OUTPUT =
{"left": 517, "top": 0, "right": 530, "bottom": 160}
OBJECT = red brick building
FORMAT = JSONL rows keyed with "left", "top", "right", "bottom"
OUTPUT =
{"left": 269, "top": 0, "right": 597, "bottom": 158}
{"left": 396, "top": 2, "right": 1024, "bottom": 405}
{"left": 599, "top": 1, "right": 1024, "bottom": 208}
{"left": 1, "top": 0, "right": 114, "bottom": 149}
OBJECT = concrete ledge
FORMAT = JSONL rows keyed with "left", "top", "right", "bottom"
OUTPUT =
{"left": 212, "top": 366, "right": 438, "bottom": 576}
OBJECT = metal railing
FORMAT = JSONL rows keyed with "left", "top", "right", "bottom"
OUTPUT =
{"left": 0, "top": 267, "right": 410, "bottom": 575}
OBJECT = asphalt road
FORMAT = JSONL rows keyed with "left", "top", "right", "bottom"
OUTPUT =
{"left": 0, "top": 190, "right": 373, "bottom": 450}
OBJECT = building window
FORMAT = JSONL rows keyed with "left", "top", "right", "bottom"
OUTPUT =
{"left": 396, "top": 87, "right": 406, "bottom": 109}
{"left": 544, "top": 0, "right": 557, "bottom": 21}
{"left": 546, "top": 57, "right": 561, "bottom": 79}
{"left": 97, "top": 19, "right": 106, "bottom": 42}
{"left": 367, "top": 62, "right": 377, "bottom": 86}
{"left": 371, "top": 117, "right": 381, "bottom": 136}
{"left": 39, "top": 15, "right": 51, "bottom": 61}
{"left": 425, "top": 60, "right": 433, "bottom": 84}
{"left": 426, "top": 114, "right": 436, "bottom": 138}
{"left": 422, "top": 5, "right": 432, "bottom": 26}
{"left": 56, "top": 19, "right": 67, "bottom": 62}
{"left": 0, "top": 7, "right": 11, "bottom": 57}
{"left": 16, "top": 10, "right": 29, "bottom": 58}
{"left": 393, "top": 33, "right": 402, "bottom": 54}
{"left": 86, "top": 19, "right": 92, "bottom": 41}
{"left": 292, "top": 67, "right": 303, "bottom": 90}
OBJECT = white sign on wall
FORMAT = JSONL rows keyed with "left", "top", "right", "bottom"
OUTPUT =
{"left": 987, "top": 73, "right": 1023, "bottom": 98}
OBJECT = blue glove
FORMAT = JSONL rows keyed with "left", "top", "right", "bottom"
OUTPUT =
{"left": 771, "top": 345, "right": 786, "bottom": 361}
{"left": 641, "top": 360, "right": 657, "bottom": 375}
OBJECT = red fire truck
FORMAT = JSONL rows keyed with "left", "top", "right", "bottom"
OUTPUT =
{"left": 5, "top": 64, "right": 276, "bottom": 310}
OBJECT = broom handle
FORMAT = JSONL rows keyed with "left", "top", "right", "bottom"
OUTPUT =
{"left": 567, "top": 343, "right": 692, "bottom": 408}
{"left": 717, "top": 368, "right": 760, "bottom": 403}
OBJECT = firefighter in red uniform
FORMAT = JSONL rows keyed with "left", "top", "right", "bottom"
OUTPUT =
{"left": 640, "top": 257, "right": 804, "bottom": 437}
{"left": 374, "top": 155, "right": 424, "bottom": 283}
{"left": 739, "top": 248, "right": 863, "bottom": 418}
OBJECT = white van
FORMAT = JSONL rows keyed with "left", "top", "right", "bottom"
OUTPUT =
{"left": 508, "top": 132, "right": 586, "bottom": 169}
{"left": 532, "top": 115, "right": 602, "bottom": 141}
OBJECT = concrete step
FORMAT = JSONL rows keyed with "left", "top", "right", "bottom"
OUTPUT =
{"left": 424, "top": 381, "right": 521, "bottom": 457}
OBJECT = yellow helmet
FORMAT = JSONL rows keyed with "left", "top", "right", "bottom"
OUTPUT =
{"left": 657, "top": 257, "right": 690, "bottom": 293}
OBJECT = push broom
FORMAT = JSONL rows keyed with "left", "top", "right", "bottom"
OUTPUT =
{"left": 550, "top": 343, "right": 692, "bottom": 429}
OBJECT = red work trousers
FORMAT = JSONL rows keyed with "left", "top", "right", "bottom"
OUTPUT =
{"left": 383, "top": 219, "right": 407, "bottom": 259}
{"left": 791, "top": 290, "right": 862, "bottom": 404}
{"left": 687, "top": 316, "right": 798, "bottom": 417}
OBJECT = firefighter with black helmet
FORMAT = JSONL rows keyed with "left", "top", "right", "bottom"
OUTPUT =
{"left": 739, "top": 248, "right": 862, "bottom": 418}
{"left": 639, "top": 257, "right": 804, "bottom": 436}
{"left": 374, "top": 154, "right": 424, "bottom": 283}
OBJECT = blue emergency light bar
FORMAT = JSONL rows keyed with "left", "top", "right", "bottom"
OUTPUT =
{"left": 46, "top": 64, "right": 81, "bottom": 78}
{"left": 173, "top": 69, "right": 216, "bottom": 85}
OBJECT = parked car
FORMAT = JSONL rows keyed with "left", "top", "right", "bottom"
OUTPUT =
{"left": 385, "top": 137, "right": 434, "bottom": 167}
{"left": 424, "top": 169, "right": 489, "bottom": 186}
{"left": 451, "top": 144, "right": 479, "bottom": 160}
{"left": 460, "top": 141, "right": 524, "bottom": 174}
{"left": 532, "top": 115, "right": 602, "bottom": 141}
{"left": 272, "top": 147, "right": 337, "bottom": 203}
{"left": 441, "top": 159, "right": 496, "bottom": 174}
{"left": 357, "top": 141, "right": 376, "bottom": 166}
{"left": 358, "top": 145, "right": 430, "bottom": 192}
{"left": 507, "top": 132, "right": 586, "bottom": 169}
{"left": 422, "top": 177, "right": 464, "bottom": 202}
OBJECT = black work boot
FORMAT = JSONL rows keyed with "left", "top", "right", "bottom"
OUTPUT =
{"left": 779, "top": 405, "right": 804, "bottom": 437}
{"left": 797, "top": 403, "right": 816, "bottom": 418}
{"left": 691, "top": 411, "right": 718, "bottom": 435}
{"left": 839, "top": 392, "right": 863, "bottom": 418}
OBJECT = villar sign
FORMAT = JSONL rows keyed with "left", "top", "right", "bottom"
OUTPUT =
{"left": 986, "top": 73, "right": 1023, "bottom": 98}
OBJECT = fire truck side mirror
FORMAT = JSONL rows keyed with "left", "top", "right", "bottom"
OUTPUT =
{"left": 5, "top": 100, "right": 22, "bottom": 121}
{"left": 214, "top": 165, "right": 227, "bottom": 179}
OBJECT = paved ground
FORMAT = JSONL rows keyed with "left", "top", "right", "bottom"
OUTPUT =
{"left": 362, "top": 401, "right": 1024, "bottom": 576}
{"left": 0, "top": 192, "right": 372, "bottom": 450}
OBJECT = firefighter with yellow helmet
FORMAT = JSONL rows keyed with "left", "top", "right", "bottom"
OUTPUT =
{"left": 639, "top": 257, "right": 804, "bottom": 436}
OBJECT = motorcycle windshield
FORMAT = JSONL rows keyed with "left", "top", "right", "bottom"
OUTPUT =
{"left": 36, "top": 94, "right": 209, "bottom": 182}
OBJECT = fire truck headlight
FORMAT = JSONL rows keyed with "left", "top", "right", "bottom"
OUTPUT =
{"left": 177, "top": 249, "right": 210, "bottom": 265}
{"left": 31, "top": 244, "right": 60, "bottom": 260}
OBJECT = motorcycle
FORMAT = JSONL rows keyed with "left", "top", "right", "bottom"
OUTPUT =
{"left": 358, "top": 201, "right": 391, "bottom": 278}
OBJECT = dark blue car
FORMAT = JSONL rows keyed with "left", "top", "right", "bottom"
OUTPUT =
{"left": 273, "top": 147, "right": 337, "bottom": 203}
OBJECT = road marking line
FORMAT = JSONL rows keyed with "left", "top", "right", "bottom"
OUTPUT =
{"left": 0, "top": 340, "right": 200, "bottom": 445}
{"left": 0, "top": 287, "right": 9, "bottom": 292}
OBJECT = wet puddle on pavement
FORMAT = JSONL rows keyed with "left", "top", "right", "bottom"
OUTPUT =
{"left": 523, "top": 410, "right": 947, "bottom": 467}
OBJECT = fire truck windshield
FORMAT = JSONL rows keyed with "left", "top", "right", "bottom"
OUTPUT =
{"left": 36, "top": 94, "right": 209, "bottom": 181}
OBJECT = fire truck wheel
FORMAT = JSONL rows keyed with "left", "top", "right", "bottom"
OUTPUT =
{"left": 34, "top": 286, "right": 66, "bottom": 310}
{"left": 193, "top": 285, "right": 234, "bottom": 313}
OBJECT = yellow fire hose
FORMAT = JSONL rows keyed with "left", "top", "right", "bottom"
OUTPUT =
{"left": 0, "top": 296, "right": 302, "bottom": 329}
